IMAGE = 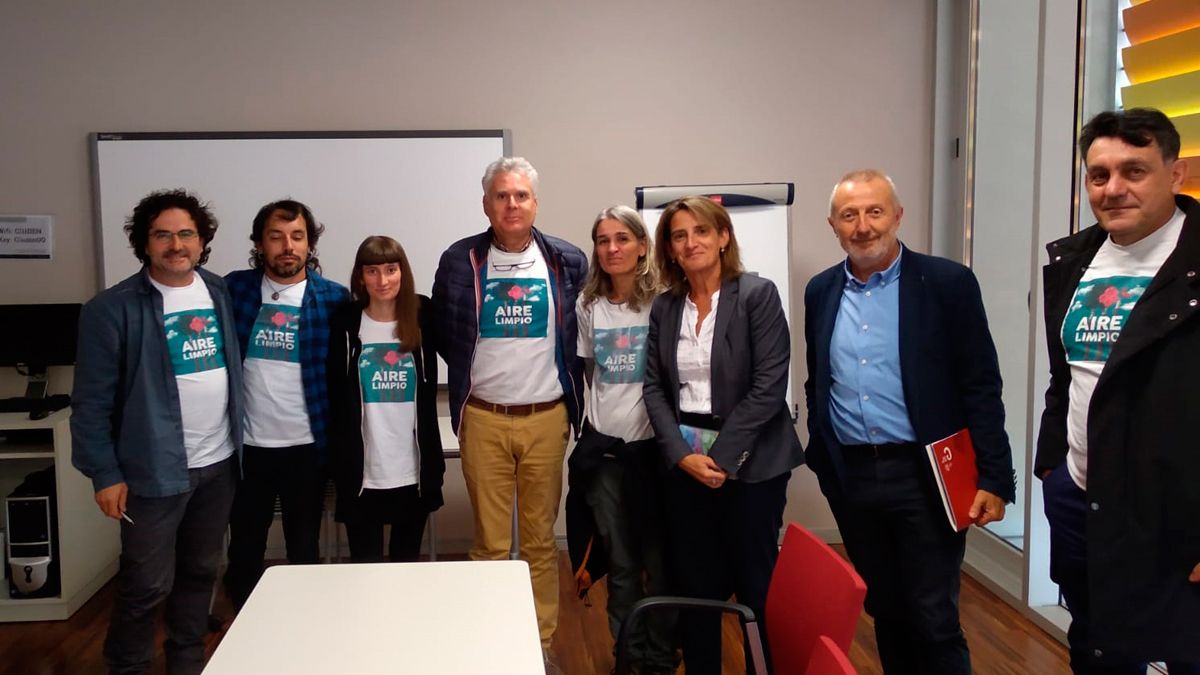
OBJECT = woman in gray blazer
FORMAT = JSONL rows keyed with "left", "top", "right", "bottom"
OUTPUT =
{"left": 642, "top": 196, "right": 804, "bottom": 675}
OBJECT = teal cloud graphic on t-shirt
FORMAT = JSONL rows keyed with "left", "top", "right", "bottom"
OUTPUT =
{"left": 593, "top": 326, "right": 648, "bottom": 384}
{"left": 480, "top": 279, "right": 549, "bottom": 338}
{"left": 246, "top": 303, "right": 300, "bottom": 363}
{"left": 163, "top": 309, "right": 227, "bottom": 375}
{"left": 358, "top": 343, "right": 416, "bottom": 404}
{"left": 1063, "top": 275, "right": 1148, "bottom": 363}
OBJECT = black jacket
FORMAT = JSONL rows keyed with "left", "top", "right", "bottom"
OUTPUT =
{"left": 1036, "top": 194, "right": 1200, "bottom": 662}
{"left": 565, "top": 422, "right": 665, "bottom": 598}
{"left": 326, "top": 296, "right": 445, "bottom": 520}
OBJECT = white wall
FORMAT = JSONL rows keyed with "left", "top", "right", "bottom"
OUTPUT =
{"left": 0, "top": 0, "right": 939, "bottom": 545}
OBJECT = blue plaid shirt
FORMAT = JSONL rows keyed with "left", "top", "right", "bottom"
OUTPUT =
{"left": 225, "top": 268, "right": 349, "bottom": 454}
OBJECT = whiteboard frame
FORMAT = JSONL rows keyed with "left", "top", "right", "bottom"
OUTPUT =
{"left": 89, "top": 129, "right": 511, "bottom": 290}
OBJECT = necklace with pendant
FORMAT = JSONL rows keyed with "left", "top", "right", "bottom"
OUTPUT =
{"left": 265, "top": 276, "right": 300, "bottom": 301}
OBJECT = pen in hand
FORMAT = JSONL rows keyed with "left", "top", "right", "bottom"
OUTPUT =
{"left": 121, "top": 512, "right": 135, "bottom": 525}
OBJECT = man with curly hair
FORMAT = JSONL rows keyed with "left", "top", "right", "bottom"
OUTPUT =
{"left": 72, "top": 189, "right": 243, "bottom": 675}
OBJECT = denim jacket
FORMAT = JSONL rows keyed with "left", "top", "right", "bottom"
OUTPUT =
{"left": 71, "top": 267, "right": 244, "bottom": 497}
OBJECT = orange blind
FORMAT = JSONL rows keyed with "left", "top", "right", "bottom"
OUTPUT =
{"left": 1122, "top": 0, "right": 1200, "bottom": 196}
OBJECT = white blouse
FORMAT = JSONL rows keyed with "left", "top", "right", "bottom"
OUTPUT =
{"left": 677, "top": 290, "right": 719, "bottom": 414}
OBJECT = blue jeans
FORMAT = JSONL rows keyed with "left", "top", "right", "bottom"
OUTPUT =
{"left": 1043, "top": 463, "right": 1199, "bottom": 675}
{"left": 104, "top": 456, "right": 236, "bottom": 675}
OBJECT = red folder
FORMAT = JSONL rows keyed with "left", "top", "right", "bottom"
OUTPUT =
{"left": 925, "top": 428, "right": 979, "bottom": 531}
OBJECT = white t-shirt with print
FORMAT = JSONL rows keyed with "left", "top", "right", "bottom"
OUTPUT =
{"left": 242, "top": 278, "right": 314, "bottom": 447}
{"left": 577, "top": 297, "right": 653, "bottom": 442}
{"left": 358, "top": 313, "right": 419, "bottom": 490}
{"left": 1062, "top": 208, "right": 1185, "bottom": 489}
{"left": 470, "top": 243, "right": 562, "bottom": 405}
{"left": 150, "top": 275, "right": 235, "bottom": 469}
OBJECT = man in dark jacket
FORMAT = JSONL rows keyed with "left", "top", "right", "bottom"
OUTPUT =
{"left": 1037, "top": 107, "right": 1199, "bottom": 673}
{"left": 805, "top": 169, "right": 1013, "bottom": 675}
{"left": 72, "top": 190, "right": 243, "bottom": 675}
{"left": 431, "top": 157, "right": 586, "bottom": 666}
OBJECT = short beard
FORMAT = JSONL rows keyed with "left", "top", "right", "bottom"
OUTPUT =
{"left": 267, "top": 256, "right": 305, "bottom": 280}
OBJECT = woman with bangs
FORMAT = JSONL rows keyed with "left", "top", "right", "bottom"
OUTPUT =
{"left": 327, "top": 236, "right": 444, "bottom": 562}
{"left": 569, "top": 205, "right": 678, "bottom": 675}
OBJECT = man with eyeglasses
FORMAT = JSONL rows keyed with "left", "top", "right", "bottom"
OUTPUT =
{"left": 432, "top": 157, "right": 586, "bottom": 672}
{"left": 72, "top": 189, "right": 243, "bottom": 675}
{"left": 221, "top": 200, "right": 348, "bottom": 611}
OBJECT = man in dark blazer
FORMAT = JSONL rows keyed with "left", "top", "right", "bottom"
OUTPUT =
{"left": 1037, "top": 108, "right": 1199, "bottom": 674}
{"left": 804, "top": 169, "right": 1014, "bottom": 675}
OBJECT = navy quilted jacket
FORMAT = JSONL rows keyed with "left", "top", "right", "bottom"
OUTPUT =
{"left": 432, "top": 226, "right": 587, "bottom": 435}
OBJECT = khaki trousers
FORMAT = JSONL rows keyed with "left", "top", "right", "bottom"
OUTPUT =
{"left": 460, "top": 401, "right": 568, "bottom": 647}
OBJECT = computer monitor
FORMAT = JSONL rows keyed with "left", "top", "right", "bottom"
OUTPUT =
{"left": 0, "top": 304, "right": 81, "bottom": 397}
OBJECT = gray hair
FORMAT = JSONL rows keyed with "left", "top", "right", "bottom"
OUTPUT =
{"left": 481, "top": 157, "right": 540, "bottom": 196}
{"left": 828, "top": 169, "right": 901, "bottom": 216}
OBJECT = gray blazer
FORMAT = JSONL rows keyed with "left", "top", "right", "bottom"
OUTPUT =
{"left": 643, "top": 273, "right": 804, "bottom": 483}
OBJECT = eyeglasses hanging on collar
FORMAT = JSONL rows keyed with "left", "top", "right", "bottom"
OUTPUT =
{"left": 491, "top": 260, "right": 536, "bottom": 272}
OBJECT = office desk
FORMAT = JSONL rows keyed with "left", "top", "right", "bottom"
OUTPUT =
{"left": 204, "top": 560, "right": 544, "bottom": 674}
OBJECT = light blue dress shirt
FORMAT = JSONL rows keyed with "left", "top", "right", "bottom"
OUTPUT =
{"left": 829, "top": 249, "right": 917, "bottom": 446}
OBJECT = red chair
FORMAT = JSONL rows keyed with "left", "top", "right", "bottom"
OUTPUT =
{"left": 765, "top": 523, "right": 867, "bottom": 673}
{"left": 804, "top": 635, "right": 858, "bottom": 675}
{"left": 615, "top": 523, "right": 865, "bottom": 674}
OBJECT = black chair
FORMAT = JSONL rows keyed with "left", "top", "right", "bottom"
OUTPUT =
{"left": 613, "top": 596, "right": 768, "bottom": 675}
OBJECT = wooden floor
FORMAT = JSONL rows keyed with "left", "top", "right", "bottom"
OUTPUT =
{"left": 0, "top": 550, "right": 1070, "bottom": 674}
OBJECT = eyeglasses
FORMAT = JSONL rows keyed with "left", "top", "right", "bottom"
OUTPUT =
{"left": 491, "top": 260, "right": 536, "bottom": 272}
{"left": 150, "top": 229, "right": 199, "bottom": 243}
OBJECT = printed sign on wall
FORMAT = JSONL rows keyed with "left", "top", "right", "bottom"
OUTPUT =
{"left": 0, "top": 215, "right": 52, "bottom": 259}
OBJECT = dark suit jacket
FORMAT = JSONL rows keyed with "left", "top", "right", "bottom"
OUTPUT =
{"left": 643, "top": 273, "right": 804, "bottom": 483}
{"left": 803, "top": 247, "right": 1015, "bottom": 502}
{"left": 1036, "top": 194, "right": 1200, "bottom": 662}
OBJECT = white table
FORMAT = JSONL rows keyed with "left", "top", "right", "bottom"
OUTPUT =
{"left": 204, "top": 560, "right": 544, "bottom": 674}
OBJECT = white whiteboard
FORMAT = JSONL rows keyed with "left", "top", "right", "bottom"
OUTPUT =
{"left": 638, "top": 184, "right": 795, "bottom": 413}
{"left": 92, "top": 131, "right": 509, "bottom": 293}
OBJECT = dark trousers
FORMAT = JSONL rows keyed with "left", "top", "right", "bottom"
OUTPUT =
{"left": 828, "top": 444, "right": 970, "bottom": 675}
{"left": 343, "top": 484, "right": 427, "bottom": 563}
{"left": 1043, "top": 463, "right": 1200, "bottom": 675}
{"left": 585, "top": 459, "right": 678, "bottom": 672}
{"left": 104, "top": 456, "right": 236, "bottom": 675}
{"left": 223, "top": 444, "right": 324, "bottom": 610}
{"left": 664, "top": 469, "right": 790, "bottom": 675}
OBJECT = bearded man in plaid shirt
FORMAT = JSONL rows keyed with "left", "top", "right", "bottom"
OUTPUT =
{"left": 222, "top": 199, "right": 349, "bottom": 610}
